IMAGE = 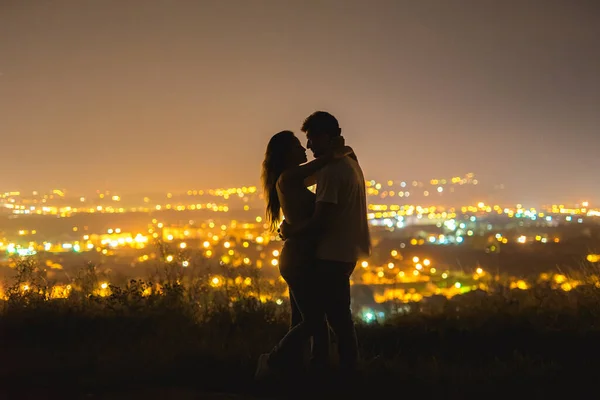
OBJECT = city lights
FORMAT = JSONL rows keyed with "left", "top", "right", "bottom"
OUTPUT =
{"left": 0, "top": 177, "right": 596, "bottom": 314}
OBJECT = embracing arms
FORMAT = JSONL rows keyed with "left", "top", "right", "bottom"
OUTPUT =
{"left": 279, "top": 164, "right": 341, "bottom": 239}
{"left": 280, "top": 145, "right": 353, "bottom": 187}
{"left": 279, "top": 201, "right": 336, "bottom": 239}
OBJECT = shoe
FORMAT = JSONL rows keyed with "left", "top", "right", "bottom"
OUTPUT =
{"left": 254, "top": 353, "right": 273, "bottom": 381}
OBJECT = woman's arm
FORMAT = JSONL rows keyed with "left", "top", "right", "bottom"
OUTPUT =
{"left": 307, "top": 150, "right": 358, "bottom": 187}
{"left": 302, "top": 146, "right": 358, "bottom": 186}
{"left": 304, "top": 175, "right": 317, "bottom": 187}
{"left": 280, "top": 145, "right": 353, "bottom": 184}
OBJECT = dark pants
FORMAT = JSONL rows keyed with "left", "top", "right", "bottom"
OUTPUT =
{"left": 269, "top": 260, "right": 359, "bottom": 372}
{"left": 315, "top": 259, "right": 359, "bottom": 371}
{"left": 289, "top": 285, "right": 331, "bottom": 366}
{"left": 289, "top": 288, "right": 303, "bottom": 328}
{"left": 268, "top": 268, "right": 330, "bottom": 370}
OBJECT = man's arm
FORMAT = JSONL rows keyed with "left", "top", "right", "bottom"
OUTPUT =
{"left": 280, "top": 201, "right": 336, "bottom": 238}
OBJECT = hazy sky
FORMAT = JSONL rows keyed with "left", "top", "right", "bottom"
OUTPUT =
{"left": 1, "top": 0, "right": 599, "bottom": 203}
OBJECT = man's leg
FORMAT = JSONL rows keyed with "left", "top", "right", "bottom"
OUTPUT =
{"left": 318, "top": 260, "right": 359, "bottom": 372}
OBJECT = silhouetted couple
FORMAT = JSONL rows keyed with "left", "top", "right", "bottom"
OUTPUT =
{"left": 256, "top": 111, "right": 371, "bottom": 381}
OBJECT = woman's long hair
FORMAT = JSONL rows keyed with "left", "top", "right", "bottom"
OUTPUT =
{"left": 261, "top": 130, "right": 295, "bottom": 232}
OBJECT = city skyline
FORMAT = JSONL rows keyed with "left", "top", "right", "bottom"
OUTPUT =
{"left": 0, "top": 171, "right": 594, "bottom": 208}
{"left": 1, "top": 0, "right": 599, "bottom": 203}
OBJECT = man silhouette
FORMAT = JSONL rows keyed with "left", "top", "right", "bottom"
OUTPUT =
{"left": 280, "top": 111, "right": 371, "bottom": 375}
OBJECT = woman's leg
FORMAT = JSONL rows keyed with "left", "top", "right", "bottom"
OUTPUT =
{"left": 267, "top": 274, "right": 326, "bottom": 370}
{"left": 289, "top": 289, "right": 303, "bottom": 329}
{"left": 287, "top": 289, "right": 309, "bottom": 367}
{"left": 291, "top": 287, "right": 331, "bottom": 369}
{"left": 310, "top": 312, "right": 331, "bottom": 369}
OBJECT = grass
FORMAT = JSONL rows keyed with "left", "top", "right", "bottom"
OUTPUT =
{"left": 2, "top": 257, "right": 600, "bottom": 398}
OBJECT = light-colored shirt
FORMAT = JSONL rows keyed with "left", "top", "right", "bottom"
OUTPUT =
{"left": 315, "top": 157, "right": 371, "bottom": 263}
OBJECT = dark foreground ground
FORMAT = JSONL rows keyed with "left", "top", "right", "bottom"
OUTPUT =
{"left": 2, "top": 286, "right": 600, "bottom": 399}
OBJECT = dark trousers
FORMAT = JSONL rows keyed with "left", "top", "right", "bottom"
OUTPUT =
{"left": 315, "top": 259, "right": 359, "bottom": 370}
{"left": 269, "top": 260, "right": 359, "bottom": 371}
{"left": 288, "top": 285, "right": 331, "bottom": 366}
{"left": 268, "top": 268, "right": 330, "bottom": 369}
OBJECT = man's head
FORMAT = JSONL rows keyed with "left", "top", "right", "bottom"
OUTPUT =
{"left": 301, "top": 111, "right": 342, "bottom": 158}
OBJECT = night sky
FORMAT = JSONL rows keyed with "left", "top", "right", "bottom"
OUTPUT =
{"left": 1, "top": 0, "right": 598, "bottom": 203}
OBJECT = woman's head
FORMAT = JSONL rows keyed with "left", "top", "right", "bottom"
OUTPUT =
{"left": 261, "top": 131, "right": 307, "bottom": 231}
